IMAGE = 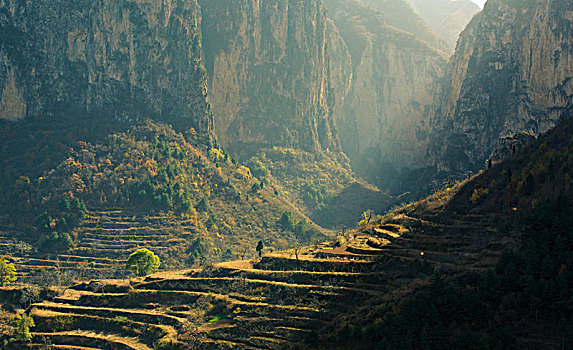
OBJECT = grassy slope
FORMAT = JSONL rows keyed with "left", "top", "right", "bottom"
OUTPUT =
{"left": 248, "top": 147, "right": 393, "bottom": 228}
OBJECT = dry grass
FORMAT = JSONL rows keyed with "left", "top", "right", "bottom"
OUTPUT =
{"left": 32, "top": 330, "right": 153, "bottom": 350}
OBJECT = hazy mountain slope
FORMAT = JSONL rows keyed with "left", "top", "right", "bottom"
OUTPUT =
{"left": 0, "top": 0, "right": 212, "bottom": 136}
{"left": 429, "top": 0, "right": 573, "bottom": 175}
{"left": 325, "top": 0, "right": 447, "bottom": 190}
{"left": 249, "top": 147, "right": 392, "bottom": 228}
{"left": 406, "top": 0, "right": 480, "bottom": 51}
{"left": 357, "top": 0, "right": 451, "bottom": 55}
{"left": 199, "top": 0, "right": 339, "bottom": 159}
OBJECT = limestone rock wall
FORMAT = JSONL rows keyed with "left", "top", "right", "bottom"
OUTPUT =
{"left": 0, "top": 0, "right": 213, "bottom": 134}
{"left": 199, "top": 0, "right": 339, "bottom": 158}
{"left": 430, "top": 0, "right": 573, "bottom": 173}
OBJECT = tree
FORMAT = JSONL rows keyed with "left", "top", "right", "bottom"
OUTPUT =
{"left": 358, "top": 210, "right": 373, "bottom": 226}
{"left": 278, "top": 211, "right": 294, "bottom": 231}
{"left": 11, "top": 314, "right": 35, "bottom": 342}
{"left": 196, "top": 197, "right": 210, "bottom": 212}
{"left": 222, "top": 248, "right": 233, "bottom": 261}
{"left": 0, "top": 259, "right": 17, "bottom": 286}
{"left": 246, "top": 157, "right": 270, "bottom": 179}
{"left": 126, "top": 249, "right": 160, "bottom": 276}
{"left": 188, "top": 238, "right": 207, "bottom": 266}
{"left": 294, "top": 220, "right": 308, "bottom": 237}
{"left": 293, "top": 239, "right": 301, "bottom": 261}
{"left": 42, "top": 232, "right": 73, "bottom": 252}
{"left": 251, "top": 182, "right": 261, "bottom": 193}
{"left": 239, "top": 247, "right": 248, "bottom": 260}
{"left": 256, "top": 240, "right": 264, "bottom": 257}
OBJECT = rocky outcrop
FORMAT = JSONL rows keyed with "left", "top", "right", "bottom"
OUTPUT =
{"left": 0, "top": 0, "right": 213, "bottom": 135}
{"left": 325, "top": 0, "right": 447, "bottom": 185}
{"left": 405, "top": 0, "right": 480, "bottom": 52}
{"left": 429, "top": 0, "right": 573, "bottom": 174}
{"left": 487, "top": 131, "right": 536, "bottom": 167}
{"left": 199, "top": 0, "right": 339, "bottom": 158}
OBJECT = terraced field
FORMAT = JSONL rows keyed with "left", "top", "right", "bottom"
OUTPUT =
{"left": 20, "top": 209, "right": 506, "bottom": 349}
{"left": 0, "top": 210, "right": 194, "bottom": 285}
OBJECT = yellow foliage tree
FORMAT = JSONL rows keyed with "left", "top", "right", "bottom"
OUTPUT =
{"left": 0, "top": 259, "right": 17, "bottom": 286}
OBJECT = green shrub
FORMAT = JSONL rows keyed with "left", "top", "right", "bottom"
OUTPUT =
{"left": 126, "top": 249, "right": 161, "bottom": 276}
{"left": 11, "top": 314, "right": 35, "bottom": 342}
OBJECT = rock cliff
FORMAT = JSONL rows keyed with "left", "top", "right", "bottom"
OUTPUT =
{"left": 0, "top": 0, "right": 213, "bottom": 135}
{"left": 429, "top": 0, "right": 573, "bottom": 174}
{"left": 325, "top": 0, "right": 447, "bottom": 187}
{"left": 199, "top": 0, "right": 339, "bottom": 158}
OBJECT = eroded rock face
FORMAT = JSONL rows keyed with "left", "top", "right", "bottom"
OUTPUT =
{"left": 325, "top": 0, "right": 447, "bottom": 182}
{"left": 488, "top": 131, "right": 536, "bottom": 166}
{"left": 199, "top": 0, "right": 339, "bottom": 158}
{"left": 429, "top": 0, "right": 573, "bottom": 174}
{"left": 0, "top": 0, "right": 213, "bottom": 135}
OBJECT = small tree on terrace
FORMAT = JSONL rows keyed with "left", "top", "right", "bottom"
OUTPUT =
{"left": 126, "top": 249, "right": 160, "bottom": 276}
{"left": 11, "top": 314, "right": 35, "bottom": 342}
{"left": 0, "top": 258, "right": 17, "bottom": 286}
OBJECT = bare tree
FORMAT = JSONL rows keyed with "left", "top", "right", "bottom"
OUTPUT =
{"left": 239, "top": 247, "right": 248, "bottom": 260}
{"left": 293, "top": 239, "right": 300, "bottom": 261}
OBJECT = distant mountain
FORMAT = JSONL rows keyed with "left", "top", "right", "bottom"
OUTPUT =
{"left": 406, "top": 0, "right": 481, "bottom": 51}
{"left": 325, "top": 0, "right": 447, "bottom": 192}
{"left": 357, "top": 0, "right": 451, "bottom": 55}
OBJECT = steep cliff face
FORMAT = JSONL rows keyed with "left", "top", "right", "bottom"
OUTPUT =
{"left": 199, "top": 0, "right": 339, "bottom": 158}
{"left": 325, "top": 0, "right": 447, "bottom": 186}
{"left": 430, "top": 0, "right": 573, "bottom": 173}
{"left": 0, "top": 0, "right": 212, "bottom": 135}
{"left": 406, "top": 0, "right": 480, "bottom": 52}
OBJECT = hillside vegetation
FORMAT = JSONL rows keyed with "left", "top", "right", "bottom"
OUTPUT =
{"left": 247, "top": 147, "right": 392, "bottom": 228}
{"left": 0, "top": 116, "right": 324, "bottom": 283}
{"left": 326, "top": 116, "right": 573, "bottom": 349}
